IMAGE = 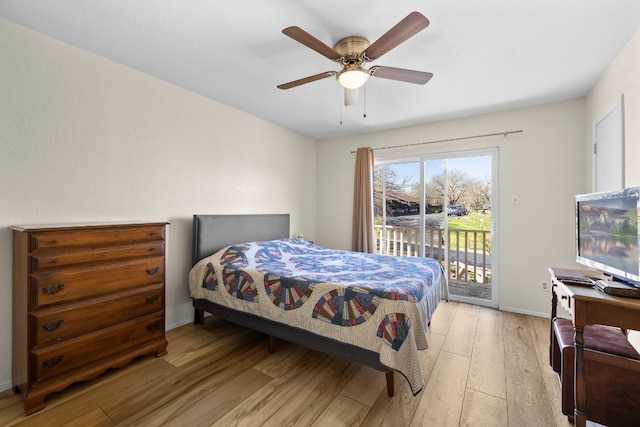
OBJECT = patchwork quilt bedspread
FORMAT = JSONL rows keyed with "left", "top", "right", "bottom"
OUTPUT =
{"left": 188, "top": 238, "right": 444, "bottom": 395}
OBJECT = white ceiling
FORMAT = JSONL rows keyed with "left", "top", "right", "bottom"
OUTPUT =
{"left": 2, "top": 1, "right": 640, "bottom": 140}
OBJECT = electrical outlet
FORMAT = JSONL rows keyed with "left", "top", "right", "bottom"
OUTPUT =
{"left": 541, "top": 282, "right": 549, "bottom": 291}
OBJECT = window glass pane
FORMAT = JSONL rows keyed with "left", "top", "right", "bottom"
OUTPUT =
{"left": 374, "top": 162, "right": 420, "bottom": 256}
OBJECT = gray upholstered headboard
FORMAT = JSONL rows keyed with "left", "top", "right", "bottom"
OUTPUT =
{"left": 192, "top": 214, "right": 290, "bottom": 265}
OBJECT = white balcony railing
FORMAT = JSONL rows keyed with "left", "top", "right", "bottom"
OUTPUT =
{"left": 374, "top": 225, "right": 492, "bottom": 284}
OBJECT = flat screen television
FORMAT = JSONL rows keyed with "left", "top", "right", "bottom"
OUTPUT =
{"left": 575, "top": 186, "right": 640, "bottom": 287}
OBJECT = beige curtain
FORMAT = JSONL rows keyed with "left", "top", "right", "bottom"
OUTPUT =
{"left": 352, "top": 147, "right": 374, "bottom": 253}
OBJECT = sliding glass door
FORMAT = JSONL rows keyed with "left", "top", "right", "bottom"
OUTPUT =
{"left": 374, "top": 148, "right": 498, "bottom": 308}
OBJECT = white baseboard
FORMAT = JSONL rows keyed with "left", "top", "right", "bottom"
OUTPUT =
{"left": 166, "top": 317, "right": 193, "bottom": 331}
{"left": 499, "top": 305, "right": 549, "bottom": 319}
{"left": 0, "top": 379, "right": 12, "bottom": 393}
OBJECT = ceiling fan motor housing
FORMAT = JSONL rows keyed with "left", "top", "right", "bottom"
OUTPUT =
{"left": 333, "top": 36, "right": 370, "bottom": 60}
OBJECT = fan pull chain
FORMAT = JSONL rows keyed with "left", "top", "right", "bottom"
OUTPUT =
{"left": 363, "top": 85, "right": 367, "bottom": 118}
{"left": 339, "top": 90, "right": 343, "bottom": 125}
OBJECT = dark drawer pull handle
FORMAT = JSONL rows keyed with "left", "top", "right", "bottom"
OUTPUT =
{"left": 50, "top": 239, "right": 58, "bottom": 245}
{"left": 42, "top": 284, "right": 65, "bottom": 295}
{"left": 145, "top": 295, "right": 159, "bottom": 304}
{"left": 42, "top": 320, "right": 64, "bottom": 332}
{"left": 42, "top": 355, "right": 64, "bottom": 369}
{"left": 146, "top": 267, "right": 160, "bottom": 275}
{"left": 146, "top": 321, "right": 162, "bottom": 332}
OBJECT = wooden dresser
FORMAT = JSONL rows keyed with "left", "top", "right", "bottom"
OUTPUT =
{"left": 10, "top": 222, "right": 169, "bottom": 414}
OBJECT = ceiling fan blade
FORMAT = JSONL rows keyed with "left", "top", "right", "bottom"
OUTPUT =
{"left": 362, "top": 11, "right": 430, "bottom": 60}
{"left": 282, "top": 26, "right": 342, "bottom": 61}
{"left": 370, "top": 66, "right": 433, "bottom": 85}
{"left": 277, "top": 72, "right": 335, "bottom": 90}
{"left": 344, "top": 88, "right": 358, "bottom": 106}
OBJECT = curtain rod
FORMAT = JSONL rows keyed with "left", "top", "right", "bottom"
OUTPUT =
{"left": 350, "top": 129, "right": 523, "bottom": 154}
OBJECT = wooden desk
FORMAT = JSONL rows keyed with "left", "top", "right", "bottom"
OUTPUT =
{"left": 549, "top": 267, "right": 640, "bottom": 427}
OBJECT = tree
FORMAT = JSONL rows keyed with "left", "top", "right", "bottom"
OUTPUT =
{"left": 466, "top": 176, "right": 491, "bottom": 212}
{"left": 373, "top": 164, "right": 414, "bottom": 217}
{"left": 429, "top": 169, "right": 470, "bottom": 206}
{"left": 376, "top": 165, "right": 492, "bottom": 216}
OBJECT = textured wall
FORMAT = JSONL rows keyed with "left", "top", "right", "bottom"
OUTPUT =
{"left": 316, "top": 99, "right": 587, "bottom": 317}
{"left": 0, "top": 18, "right": 316, "bottom": 390}
{"left": 585, "top": 28, "right": 640, "bottom": 349}
{"left": 585, "top": 29, "right": 640, "bottom": 189}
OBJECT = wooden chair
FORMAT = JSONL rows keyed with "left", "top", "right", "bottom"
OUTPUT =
{"left": 552, "top": 318, "right": 640, "bottom": 426}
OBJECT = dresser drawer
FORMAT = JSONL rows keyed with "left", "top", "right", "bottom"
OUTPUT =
{"left": 31, "top": 313, "right": 164, "bottom": 385}
{"left": 555, "top": 282, "right": 573, "bottom": 315}
{"left": 30, "top": 225, "right": 165, "bottom": 252}
{"left": 30, "top": 241, "right": 165, "bottom": 272}
{"left": 31, "top": 284, "right": 164, "bottom": 348}
{"left": 31, "top": 257, "right": 164, "bottom": 308}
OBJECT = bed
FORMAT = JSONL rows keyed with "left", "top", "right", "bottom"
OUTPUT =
{"left": 189, "top": 214, "right": 446, "bottom": 396}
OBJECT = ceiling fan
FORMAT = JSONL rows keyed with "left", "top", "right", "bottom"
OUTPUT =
{"left": 277, "top": 11, "right": 433, "bottom": 106}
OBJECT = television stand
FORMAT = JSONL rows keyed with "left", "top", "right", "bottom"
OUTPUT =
{"left": 549, "top": 267, "right": 640, "bottom": 427}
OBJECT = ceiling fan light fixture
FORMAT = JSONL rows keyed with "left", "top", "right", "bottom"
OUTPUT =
{"left": 337, "top": 68, "right": 369, "bottom": 89}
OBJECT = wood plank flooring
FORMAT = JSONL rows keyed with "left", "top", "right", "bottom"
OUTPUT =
{"left": 0, "top": 301, "right": 573, "bottom": 426}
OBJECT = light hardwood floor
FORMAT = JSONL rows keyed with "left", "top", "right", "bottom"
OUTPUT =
{"left": 0, "top": 301, "right": 573, "bottom": 426}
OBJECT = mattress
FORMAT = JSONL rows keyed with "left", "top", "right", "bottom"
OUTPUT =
{"left": 189, "top": 238, "right": 444, "bottom": 394}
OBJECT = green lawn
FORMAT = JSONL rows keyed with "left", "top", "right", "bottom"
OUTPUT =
{"left": 447, "top": 212, "right": 491, "bottom": 231}
{"left": 447, "top": 212, "right": 492, "bottom": 252}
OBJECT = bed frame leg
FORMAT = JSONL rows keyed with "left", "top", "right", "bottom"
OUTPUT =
{"left": 268, "top": 335, "right": 276, "bottom": 354}
{"left": 385, "top": 370, "right": 395, "bottom": 397}
{"left": 194, "top": 308, "right": 204, "bottom": 325}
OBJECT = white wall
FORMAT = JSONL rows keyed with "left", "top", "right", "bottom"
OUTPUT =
{"left": 585, "top": 29, "right": 640, "bottom": 189}
{"left": 0, "top": 19, "right": 316, "bottom": 391}
{"left": 316, "top": 99, "right": 587, "bottom": 317}
{"left": 585, "top": 28, "right": 640, "bottom": 349}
